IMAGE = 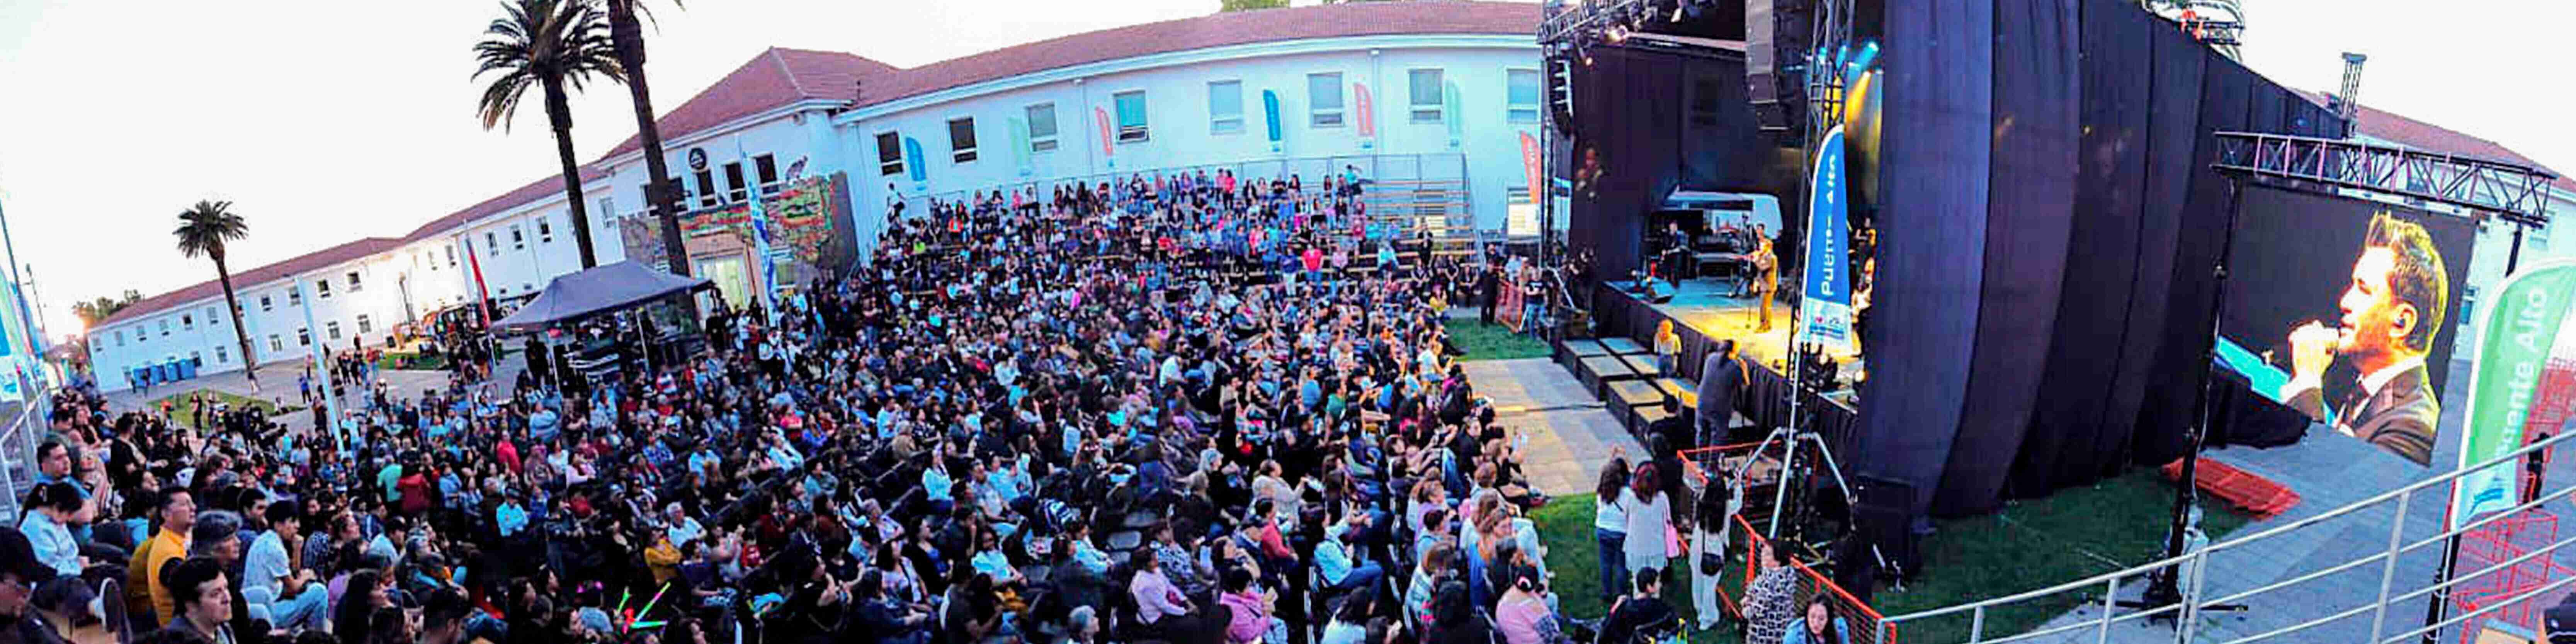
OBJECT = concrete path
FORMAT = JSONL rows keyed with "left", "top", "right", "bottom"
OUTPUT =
{"left": 101, "top": 358, "right": 457, "bottom": 440}
{"left": 1465, "top": 357, "right": 1643, "bottom": 497}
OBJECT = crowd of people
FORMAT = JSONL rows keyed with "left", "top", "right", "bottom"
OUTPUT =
{"left": 0, "top": 167, "right": 1666, "bottom": 644}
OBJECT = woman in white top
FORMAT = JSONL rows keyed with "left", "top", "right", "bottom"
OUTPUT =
{"left": 1620, "top": 462, "right": 1674, "bottom": 581}
{"left": 1592, "top": 453, "right": 1633, "bottom": 606}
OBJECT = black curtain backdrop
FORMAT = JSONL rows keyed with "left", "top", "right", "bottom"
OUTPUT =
{"left": 1566, "top": 44, "right": 1804, "bottom": 281}
{"left": 1864, "top": 0, "right": 2350, "bottom": 520}
{"left": 1936, "top": 0, "right": 2080, "bottom": 516}
{"left": 1856, "top": 0, "right": 1991, "bottom": 526}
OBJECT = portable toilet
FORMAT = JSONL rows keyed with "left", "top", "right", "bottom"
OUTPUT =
{"left": 179, "top": 359, "right": 199, "bottom": 381}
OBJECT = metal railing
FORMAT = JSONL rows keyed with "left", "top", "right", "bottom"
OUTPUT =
{"left": 885, "top": 151, "right": 1471, "bottom": 226}
{"left": 0, "top": 383, "right": 53, "bottom": 525}
{"left": 1878, "top": 430, "right": 2576, "bottom": 643}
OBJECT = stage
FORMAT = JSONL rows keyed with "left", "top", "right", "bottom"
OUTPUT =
{"left": 1583, "top": 275, "right": 1865, "bottom": 455}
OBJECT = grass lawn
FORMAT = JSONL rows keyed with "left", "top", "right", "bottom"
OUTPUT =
{"left": 1530, "top": 469, "right": 2253, "bottom": 643}
{"left": 144, "top": 389, "right": 303, "bottom": 430}
{"left": 1446, "top": 318, "right": 1553, "bottom": 362}
{"left": 376, "top": 352, "right": 450, "bottom": 371}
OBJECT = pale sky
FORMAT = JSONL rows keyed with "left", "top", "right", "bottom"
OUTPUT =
{"left": 0, "top": 0, "right": 2566, "bottom": 343}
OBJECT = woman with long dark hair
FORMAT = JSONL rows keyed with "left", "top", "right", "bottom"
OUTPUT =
{"left": 1782, "top": 595, "right": 1849, "bottom": 644}
{"left": 1592, "top": 452, "right": 1632, "bottom": 607}
{"left": 1618, "top": 461, "right": 1672, "bottom": 587}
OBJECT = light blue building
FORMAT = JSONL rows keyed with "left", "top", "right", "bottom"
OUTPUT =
{"left": 88, "top": 1, "right": 1544, "bottom": 391}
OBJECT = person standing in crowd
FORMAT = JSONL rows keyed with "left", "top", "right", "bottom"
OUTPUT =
{"left": 1692, "top": 467, "right": 1740, "bottom": 632}
{"left": 1593, "top": 454, "right": 1632, "bottom": 607}
{"left": 1697, "top": 340, "right": 1746, "bottom": 447}
{"left": 1744, "top": 542, "right": 1802, "bottom": 644}
{"left": 1620, "top": 462, "right": 1673, "bottom": 590}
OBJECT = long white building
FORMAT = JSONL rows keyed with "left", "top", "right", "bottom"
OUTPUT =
{"left": 87, "top": 1, "right": 1545, "bottom": 392}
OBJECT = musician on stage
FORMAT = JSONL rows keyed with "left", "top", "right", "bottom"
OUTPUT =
{"left": 1739, "top": 226, "right": 1777, "bottom": 332}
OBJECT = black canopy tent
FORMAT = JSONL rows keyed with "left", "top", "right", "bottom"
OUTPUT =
{"left": 492, "top": 260, "right": 711, "bottom": 333}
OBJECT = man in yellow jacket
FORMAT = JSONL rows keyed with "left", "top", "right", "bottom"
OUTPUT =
{"left": 125, "top": 487, "right": 196, "bottom": 626}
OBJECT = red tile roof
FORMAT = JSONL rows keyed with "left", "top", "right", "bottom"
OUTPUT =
{"left": 399, "top": 166, "right": 613, "bottom": 243}
{"left": 855, "top": 0, "right": 1539, "bottom": 109}
{"left": 99, "top": 237, "right": 406, "bottom": 328}
{"left": 2302, "top": 90, "right": 2574, "bottom": 193}
{"left": 600, "top": 48, "right": 901, "bottom": 160}
{"left": 107, "top": 2, "right": 1535, "bottom": 330}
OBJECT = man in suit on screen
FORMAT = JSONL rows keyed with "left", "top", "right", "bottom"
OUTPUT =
{"left": 2283, "top": 212, "right": 2449, "bottom": 466}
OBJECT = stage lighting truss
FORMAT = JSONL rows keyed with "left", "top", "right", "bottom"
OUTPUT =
{"left": 1800, "top": 0, "right": 1861, "bottom": 141}
{"left": 2141, "top": 0, "right": 2244, "bottom": 59}
{"left": 2214, "top": 132, "right": 2559, "bottom": 228}
{"left": 1537, "top": 0, "right": 1724, "bottom": 51}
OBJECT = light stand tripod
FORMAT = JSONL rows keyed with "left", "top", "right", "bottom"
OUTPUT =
{"left": 2111, "top": 177, "right": 2251, "bottom": 628}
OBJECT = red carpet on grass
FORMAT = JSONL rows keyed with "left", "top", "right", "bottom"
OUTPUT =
{"left": 2163, "top": 457, "right": 2301, "bottom": 519}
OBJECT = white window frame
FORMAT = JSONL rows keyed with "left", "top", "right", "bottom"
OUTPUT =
{"left": 1308, "top": 73, "right": 1345, "bottom": 128}
{"left": 357, "top": 314, "right": 372, "bottom": 335}
{"left": 346, "top": 270, "right": 363, "bottom": 292}
{"left": 947, "top": 117, "right": 980, "bottom": 164}
{"left": 1207, "top": 80, "right": 1245, "bottom": 136}
{"left": 510, "top": 225, "right": 525, "bottom": 250}
{"left": 180, "top": 314, "right": 192, "bottom": 330}
{"left": 537, "top": 216, "right": 554, "bottom": 243}
{"left": 754, "top": 155, "right": 780, "bottom": 195}
{"left": 296, "top": 327, "right": 311, "bottom": 347}
{"left": 326, "top": 320, "right": 341, "bottom": 341}
{"left": 114, "top": 330, "right": 124, "bottom": 347}
{"left": 287, "top": 286, "right": 301, "bottom": 306}
{"left": 1409, "top": 68, "right": 1445, "bottom": 124}
{"left": 485, "top": 232, "right": 500, "bottom": 255}
{"left": 723, "top": 161, "right": 748, "bottom": 203}
{"left": 260, "top": 295, "right": 272, "bottom": 311}
{"left": 316, "top": 278, "right": 332, "bottom": 299}
{"left": 1506, "top": 68, "right": 1542, "bottom": 124}
{"left": 1026, "top": 102, "right": 1059, "bottom": 153}
{"left": 214, "top": 344, "right": 228, "bottom": 364}
{"left": 1112, "top": 90, "right": 1150, "bottom": 144}
{"left": 876, "top": 131, "right": 905, "bottom": 176}
{"left": 267, "top": 335, "right": 281, "bottom": 352}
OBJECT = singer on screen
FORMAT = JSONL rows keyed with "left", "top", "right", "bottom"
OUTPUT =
{"left": 2282, "top": 212, "right": 2449, "bottom": 466}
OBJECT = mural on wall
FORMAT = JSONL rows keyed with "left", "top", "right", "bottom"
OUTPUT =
{"left": 619, "top": 170, "right": 859, "bottom": 287}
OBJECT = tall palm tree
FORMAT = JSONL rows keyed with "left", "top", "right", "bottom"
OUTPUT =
{"left": 604, "top": 0, "right": 700, "bottom": 325}
{"left": 474, "top": 0, "right": 621, "bottom": 269}
{"left": 173, "top": 200, "right": 261, "bottom": 393}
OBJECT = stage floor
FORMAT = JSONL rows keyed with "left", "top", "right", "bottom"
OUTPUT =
{"left": 1603, "top": 278, "right": 1865, "bottom": 387}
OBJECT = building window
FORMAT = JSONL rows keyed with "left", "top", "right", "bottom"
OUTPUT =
{"left": 485, "top": 232, "right": 500, "bottom": 255}
{"left": 347, "top": 271, "right": 362, "bottom": 291}
{"left": 1113, "top": 90, "right": 1149, "bottom": 143}
{"left": 326, "top": 321, "right": 341, "bottom": 341}
{"left": 537, "top": 217, "right": 553, "bottom": 243}
{"left": 160, "top": 319, "right": 170, "bottom": 336}
{"left": 694, "top": 167, "right": 720, "bottom": 207}
{"left": 723, "top": 161, "right": 748, "bottom": 202}
{"left": 287, "top": 287, "right": 301, "bottom": 306}
{"left": 316, "top": 279, "right": 332, "bottom": 299}
{"left": 1026, "top": 103, "right": 1059, "bottom": 152}
{"left": 181, "top": 314, "right": 193, "bottom": 330}
{"left": 296, "top": 327, "right": 310, "bottom": 347}
{"left": 114, "top": 330, "right": 124, "bottom": 347}
{"left": 948, "top": 117, "right": 979, "bottom": 163}
{"left": 755, "top": 155, "right": 779, "bottom": 195}
{"left": 510, "top": 225, "right": 525, "bottom": 250}
{"left": 206, "top": 306, "right": 218, "bottom": 323}
{"left": 445, "top": 245, "right": 457, "bottom": 267}
{"left": 1409, "top": 69, "right": 1445, "bottom": 123}
{"left": 1507, "top": 68, "right": 1541, "bottom": 124}
{"left": 1207, "top": 80, "right": 1244, "bottom": 135}
{"left": 267, "top": 335, "right": 281, "bottom": 352}
{"left": 357, "top": 314, "right": 372, "bottom": 335}
{"left": 1308, "top": 73, "right": 1345, "bottom": 127}
{"left": 260, "top": 295, "right": 272, "bottom": 311}
{"left": 190, "top": 351, "right": 200, "bottom": 365}
{"left": 214, "top": 345, "right": 228, "bottom": 364}
{"left": 876, "top": 132, "right": 904, "bottom": 176}
{"left": 1506, "top": 187, "right": 1538, "bottom": 236}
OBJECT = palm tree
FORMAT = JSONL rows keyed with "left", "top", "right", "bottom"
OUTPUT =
{"left": 603, "top": 0, "right": 700, "bottom": 325}
{"left": 474, "top": 0, "right": 621, "bottom": 269}
{"left": 173, "top": 200, "right": 261, "bottom": 393}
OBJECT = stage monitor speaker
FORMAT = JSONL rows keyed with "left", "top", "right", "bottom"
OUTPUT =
{"left": 1745, "top": 0, "right": 1810, "bottom": 138}
{"left": 1852, "top": 474, "right": 1923, "bottom": 579}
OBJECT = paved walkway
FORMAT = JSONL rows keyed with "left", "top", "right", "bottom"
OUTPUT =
{"left": 103, "top": 359, "right": 457, "bottom": 439}
{"left": 1465, "top": 357, "right": 1643, "bottom": 498}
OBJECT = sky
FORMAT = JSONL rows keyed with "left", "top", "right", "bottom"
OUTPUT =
{"left": 0, "top": 0, "right": 2567, "bottom": 344}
